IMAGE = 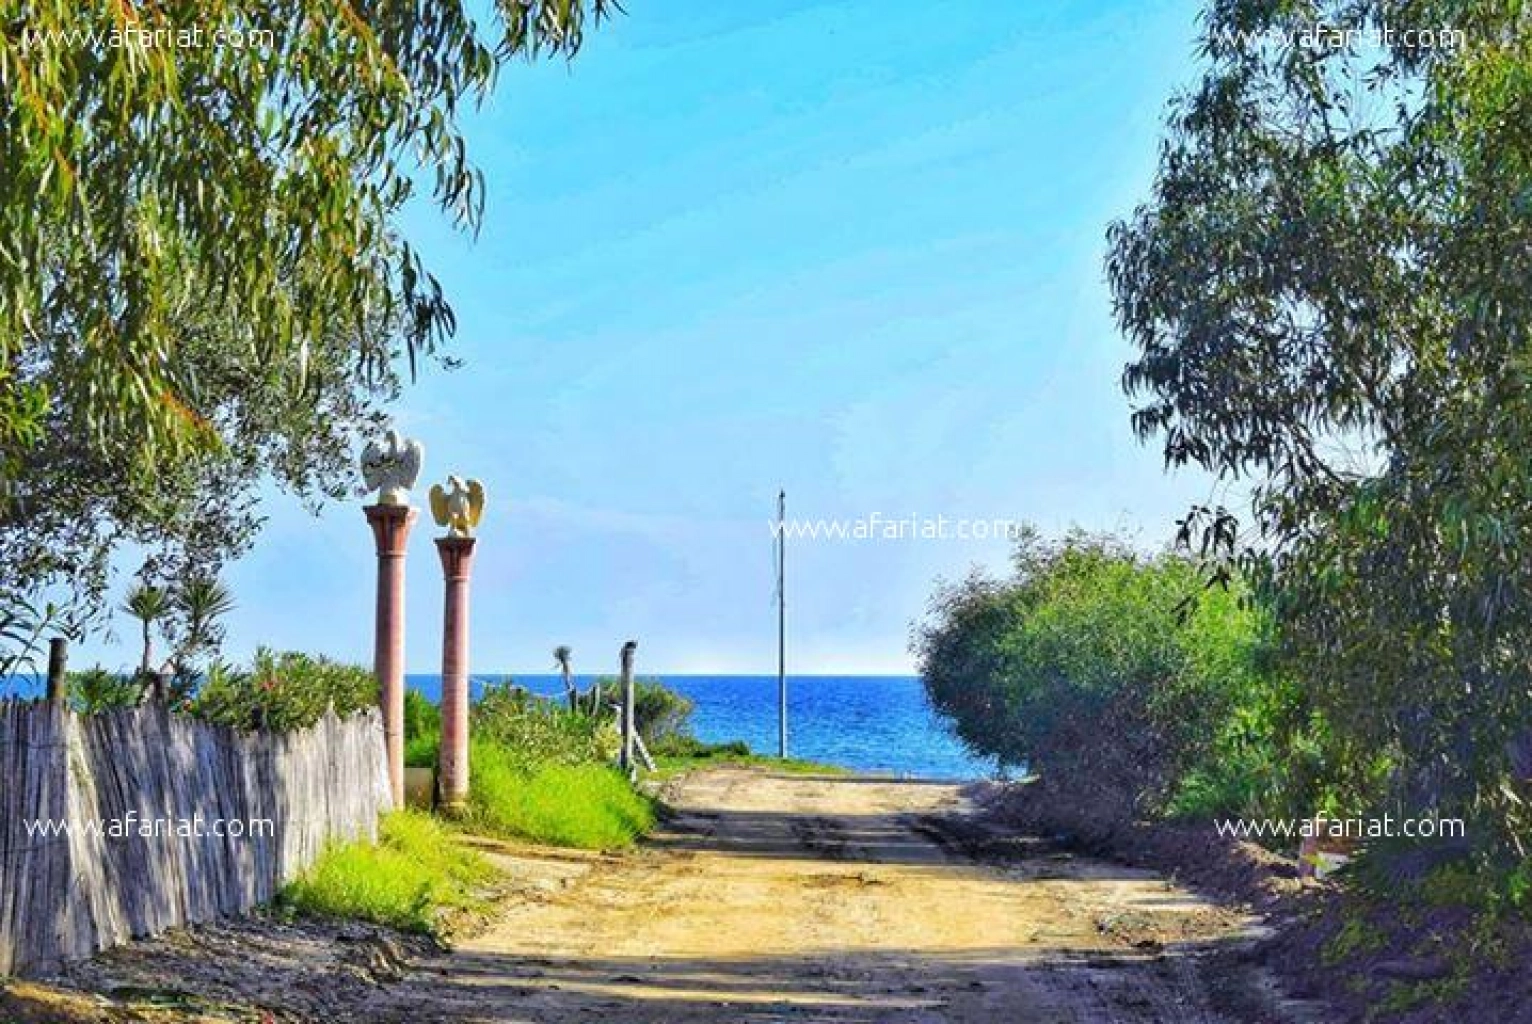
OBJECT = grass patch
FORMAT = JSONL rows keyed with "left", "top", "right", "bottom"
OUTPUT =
{"left": 648, "top": 735, "right": 848, "bottom": 780}
{"left": 652, "top": 752, "right": 849, "bottom": 781}
{"left": 467, "top": 738, "right": 656, "bottom": 849}
{"left": 281, "top": 810, "right": 496, "bottom": 936}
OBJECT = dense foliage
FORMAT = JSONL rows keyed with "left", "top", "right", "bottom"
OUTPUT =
{"left": 466, "top": 743, "right": 655, "bottom": 849}
{"left": 470, "top": 682, "right": 619, "bottom": 768}
{"left": 403, "top": 682, "right": 654, "bottom": 849}
{"left": 917, "top": 530, "right": 1316, "bottom": 823}
{"left": 67, "top": 666, "right": 142, "bottom": 713}
{"left": 1106, "top": 0, "right": 1532, "bottom": 857}
{"left": 630, "top": 678, "right": 696, "bottom": 748}
{"left": 190, "top": 649, "right": 377, "bottom": 730}
{"left": 0, "top": 1, "right": 612, "bottom": 645}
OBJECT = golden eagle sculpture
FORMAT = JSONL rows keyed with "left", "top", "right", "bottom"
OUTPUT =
{"left": 430, "top": 475, "right": 486, "bottom": 538}
{"left": 360, "top": 429, "right": 423, "bottom": 505}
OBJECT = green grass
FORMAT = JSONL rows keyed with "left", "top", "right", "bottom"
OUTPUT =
{"left": 651, "top": 752, "right": 849, "bottom": 781}
{"left": 280, "top": 810, "right": 497, "bottom": 936}
{"left": 466, "top": 738, "right": 656, "bottom": 849}
{"left": 647, "top": 735, "right": 848, "bottom": 780}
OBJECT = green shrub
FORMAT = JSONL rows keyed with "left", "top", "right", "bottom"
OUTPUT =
{"left": 650, "top": 735, "right": 751, "bottom": 758}
{"left": 916, "top": 528, "right": 1316, "bottom": 823}
{"left": 281, "top": 811, "right": 496, "bottom": 935}
{"left": 466, "top": 738, "right": 654, "bottom": 849}
{"left": 632, "top": 679, "right": 694, "bottom": 745}
{"left": 404, "top": 688, "right": 441, "bottom": 742}
{"left": 472, "top": 681, "right": 617, "bottom": 767}
{"left": 190, "top": 649, "right": 377, "bottom": 731}
{"left": 591, "top": 677, "right": 695, "bottom": 745}
{"left": 67, "top": 667, "right": 141, "bottom": 713}
{"left": 405, "top": 732, "right": 440, "bottom": 769}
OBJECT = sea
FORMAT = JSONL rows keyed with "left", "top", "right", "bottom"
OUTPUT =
{"left": 413, "top": 673, "right": 991, "bottom": 780}
{"left": 2, "top": 672, "right": 995, "bottom": 780}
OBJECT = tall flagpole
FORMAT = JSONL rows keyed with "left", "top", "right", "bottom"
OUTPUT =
{"left": 777, "top": 489, "right": 787, "bottom": 759}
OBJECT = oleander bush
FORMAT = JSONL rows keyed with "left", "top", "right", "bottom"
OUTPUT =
{"left": 190, "top": 649, "right": 377, "bottom": 731}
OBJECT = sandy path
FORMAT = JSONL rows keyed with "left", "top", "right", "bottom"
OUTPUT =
{"left": 11, "top": 767, "right": 1313, "bottom": 1022}
{"left": 402, "top": 768, "right": 1300, "bottom": 1023}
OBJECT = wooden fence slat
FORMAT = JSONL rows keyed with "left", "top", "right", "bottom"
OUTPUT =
{"left": 0, "top": 702, "right": 390, "bottom": 976}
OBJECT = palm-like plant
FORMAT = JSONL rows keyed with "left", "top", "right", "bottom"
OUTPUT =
{"left": 175, "top": 577, "right": 236, "bottom": 670}
{"left": 553, "top": 644, "right": 577, "bottom": 712}
{"left": 123, "top": 582, "right": 170, "bottom": 676}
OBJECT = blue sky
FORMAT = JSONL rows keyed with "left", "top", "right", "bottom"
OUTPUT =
{"left": 89, "top": 0, "right": 1217, "bottom": 676}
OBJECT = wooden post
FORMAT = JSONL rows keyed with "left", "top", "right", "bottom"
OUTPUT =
{"left": 619, "top": 641, "right": 637, "bottom": 776}
{"left": 45, "top": 638, "right": 67, "bottom": 703}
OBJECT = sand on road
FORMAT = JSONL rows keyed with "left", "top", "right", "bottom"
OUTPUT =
{"left": 411, "top": 767, "right": 1304, "bottom": 1023}
{"left": 10, "top": 767, "right": 1315, "bottom": 1023}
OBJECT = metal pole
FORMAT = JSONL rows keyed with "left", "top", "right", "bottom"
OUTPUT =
{"left": 778, "top": 489, "right": 786, "bottom": 759}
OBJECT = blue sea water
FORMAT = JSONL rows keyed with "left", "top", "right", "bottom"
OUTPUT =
{"left": 408, "top": 673, "right": 994, "bottom": 781}
{"left": 3, "top": 671, "right": 994, "bottom": 780}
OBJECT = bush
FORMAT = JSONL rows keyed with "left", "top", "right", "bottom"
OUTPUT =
{"left": 590, "top": 676, "right": 695, "bottom": 746}
{"left": 404, "top": 688, "right": 440, "bottom": 742}
{"left": 400, "top": 683, "right": 653, "bottom": 848}
{"left": 280, "top": 811, "right": 496, "bottom": 936}
{"left": 471, "top": 681, "right": 617, "bottom": 767}
{"left": 67, "top": 667, "right": 141, "bottom": 713}
{"left": 916, "top": 528, "right": 1315, "bottom": 824}
{"left": 631, "top": 679, "right": 694, "bottom": 746}
{"left": 466, "top": 738, "right": 655, "bottom": 849}
{"left": 650, "top": 735, "right": 751, "bottom": 759}
{"left": 190, "top": 649, "right": 377, "bottom": 731}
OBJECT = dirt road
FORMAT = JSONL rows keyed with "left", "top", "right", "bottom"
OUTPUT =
{"left": 408, "top": 767, "right": 1304, "bottom": 1023}
{"left": 16, "top": 767, "right": 1314, "bottom": 1023}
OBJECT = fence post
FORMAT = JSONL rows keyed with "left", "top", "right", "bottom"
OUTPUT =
{"left": 45, "top": 638, "right": 68, "bottom": 703}
{"left": 619, "top": 641, "right": 637, "bottom": 777}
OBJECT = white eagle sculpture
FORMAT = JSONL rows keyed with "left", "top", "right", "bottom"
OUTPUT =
{"left": 430, "top": 475, "right": 486, "bottom": 538}
{"left": 360, "top": 429, "right": 424, "bottom": 506}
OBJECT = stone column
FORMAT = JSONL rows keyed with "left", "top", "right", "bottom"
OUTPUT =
{"left": 366, "top": 504, "right": 418, "bottom": 807}
{"left": 436, "top": 536, "right": 477, "bottom": 814}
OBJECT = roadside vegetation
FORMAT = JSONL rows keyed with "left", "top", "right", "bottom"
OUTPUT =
{"left": 915, "top": 0, "right": 1532, "bottom": 1016}
{"left": 280, "top": 811, "right": 497, "bottom": 937}
{"left": 405, "top": 681, "right": 656, "bottom": 850}
{"left": 649, "top": 736, "right": 846, "bottom": 779}
{"left": 1070, "top": 0, "right": 1532, "bottom": 1017}
{"left": 919, "top": 529, "right": 1321, "bottom": 830}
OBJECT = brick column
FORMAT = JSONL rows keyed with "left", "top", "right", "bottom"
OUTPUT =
{"left": 366, "top": 504, "right": 417, "bottom": 807}
{"left": 436, "top": 536, "right": 477, "bottom": 814}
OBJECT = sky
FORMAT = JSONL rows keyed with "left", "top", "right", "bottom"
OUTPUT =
{"left": 85, "top": 0, "right": 1218, "bottom": 676}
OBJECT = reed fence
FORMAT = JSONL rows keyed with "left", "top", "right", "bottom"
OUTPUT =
{"left": 0, "top": 701, "right": 391, "bottom": 975}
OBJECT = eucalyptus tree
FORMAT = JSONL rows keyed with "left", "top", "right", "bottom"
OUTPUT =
{"left": 0, "top": 1, "right": 612, "bottom": 633}
{"left": 1107, "top": 1, "right": 1532, "bottom": 852}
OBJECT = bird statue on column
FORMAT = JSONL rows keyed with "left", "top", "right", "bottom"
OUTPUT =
{"left": 360, "top": 429, "right": 424, "bottom": 505}
{"left": 430, "top": 476, "right": 486, "bottom": 537}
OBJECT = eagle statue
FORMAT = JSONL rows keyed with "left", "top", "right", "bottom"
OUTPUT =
{"left": 430, "top": 475, "right": 486, "bottom": 538}
{"left": 360, "top": 429, "right": 424, "bottom": 505}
